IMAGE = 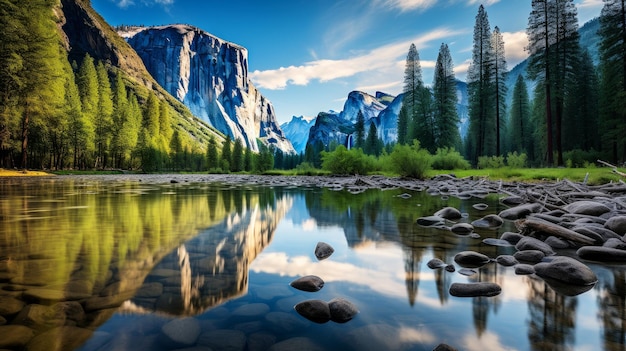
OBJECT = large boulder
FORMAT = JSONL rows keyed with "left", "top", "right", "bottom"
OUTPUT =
{"left": 605, "top": 216, "right": 626, "bottom": 235}
{"left": 515, "top": 236, "right": 555, "bottom": 256}
{"left": 564, "top": 201, "right": 611, "bottom": 216}
{"left": 499, "top": 203, "right": 542, "bottom": 220}
{"left": 577, "top": 246, "right": 626, "bottom": 262}
{"left": 294, "top": 300, "right": 331, "bottom": 324}
{"left": 534, "top": 256, "right": 597, "bottom": 286}
{"left": 454, "top": 251, "right": 491, "bottom": 268}
{"left": 290, "top": 275, "right": 325, "bottom": 292}
{"left": 449, "top": 282, "right": 502, "bottom": 297}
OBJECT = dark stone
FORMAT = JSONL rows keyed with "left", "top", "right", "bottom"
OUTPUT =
{"left": 0, "top": 296, "right": 26, "bottom": 316}
{"left": 454, "top": 251, "right": 491, "bottom": 268}
{"left": 545, "top": 236, "right": 572, "bottom": 249}
{"left": 482, "top": 238, "right": 515, "bottom": 247}
{"left": 564, "top": 201, "right": 611, "bottom": 216}
{"left": 499, "top": 203, "right": 542, "bottom": 220}
{"left": 314, "top": 242, "right": 334, "bottom": 260}
{"left": 473, "top": 203, "right": 489, "bottom": 211}
{"left": 501, "top": 196, "right": 525, "bottom": 206}
{"left": 445, "top": 264, "right": 456, "bottom": 272}
{"left": 515, "top": 237, "right": 555, "bottom": 256}
{"left": 434, "top": 207, "right": 462, "bottom": 220}
{"left": 514, "top": 264, "right": 535, "bottom": 275}
{"left": 513, "top": 249, "right": 545, "bottom": 264}
{"left": 500, "top": 232, "right": 524, "bottom": 245}
{"left": 290, "top": 275, "right": 324, "bottom": 292}
{"left": 577, "top": 246, "right": 626, "bottom": 262}
{"left": 458, "top": 268, "right": 477, "bottom": 276}
{"left": 416, "top": 216, "right": 445, "bottom": 227}
{"left": 433, "top": 344, "right": 458, "bottom": 351}
{"left": 294, "top": 300, "right": 330, "bottom": 324}
{"left": 603, "top": 238, "right": 626, "bottom": 250}
{"left": 161, "top": 317, "right": 201, "bottom": 347}
{"left": 427, "top": 258, "right": 447, "bottom": 269}
{"left": 449, "top": 282, "right": 502, "bottom": 297}
{"left": 496, "top": 255, "right": 518, "bottom": 266}
{"left": 534, "top": 256, "right": 598, "bottom": 286}
{"left": 471, "top": 214, "right": 503, "bottom": 229}
{"left": 450, "top": 223, "right": 474, "bottom": 235}
{"left": 0, "top": 325, "right": 34, "bottom": 349}
{"left": 328, "top": 298, "right": 359, "bottom": 323}
{"left": 605, "top": 216, "right": 626, "bottom": 235}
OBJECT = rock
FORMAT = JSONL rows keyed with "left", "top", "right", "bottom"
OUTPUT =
{"left": 499, "top": 203, "right": 542, "bottom": 220}
{"left": 264, "top": 312, "right": 308, "bottom": 333}
{"left": 267, "top": 337, "right": 324, "bottom": 351}
{"left": 328, "top": 298, "right": 359, "bottom": 323}
{"left": 515, "top": 237, "right": 555, "bottom": 256}
{"left": 290, "top": 275, "right": 324, "bottom": 292}
{"left": 572, "top": 226, "right": 606, "bottom": 245}
{"left": 458, "top": 268, "right": 477, "bottom": 276}
{"left": 514, "top": 264, "right": 535, "bottom": 275}
{"left": 501, "top": 196, "right": 525, "bottom": 206}
{"left": 197, "top": 329, "right": 247, "bottom": 351}
{"left": 427, "top": 258, "right": 447, "bottom": 269}
{"left": 25, "top": 326, "right": 92, "bottom": 351}
{"left": 294, "top": 300, "right": 331, "bottom": 324}
{"left": 496, "top": 255, "right": 518, "bottom": 266}
{"left": 605, "top": 216, "right": 626, "bottom": 235}
{"left": 450, "top": 223, "right": 474, "bottom": 235}
{"left": 471, "top": 214, "right": 503, "bottom": 229}
{"left": 577, "top": 246, "right": 626, "bottom": 262}
{"left": 0, "top": 325, "right": 34, "bottom": 349}
{"left": 161, "top": 318, "right": 201, "bottom": 347}
{"left": 513, "top": 250, "right": 545, "bottom": 264}
{"left": 433, "top": 344, "right": 458, "bottom": 351}
{"left": 247, "top": 332, "right": 277, "bottom": 351}
{"left": 603, "top": 238, "right": 626, "bottom": 250}
{"left": 545, "top": 236, "right": 572, "bottom": 249}
{"left": 0, "top": 296, "right": 26, "bottom": 316}
{"left": 232, "top": 303, "right": 270, "bottom": 317}
{"left": 314, "top": 242, "right": 334, "bottom": 260}
{"left": 453, "top": 251, "right": 491, "bottom": 268}
{"left": 445, "top": 264, "right": 456, "bottom": 272}
{"left": 416, "top": 216, "right": 445, "bottom": 227}
{"left": 534, "top": 256, "right": 598, "bottom": 286}
{"left": 482, "top": 238, "right": 515, "bottom": 247}
{"left": 434, "top": 207, "right": 462, "bottom": 220}
{"left": 13, "top": 304, "right": 65, "bottom": 331}
{"left": 449, "top": 282, "right": 502, "bottom": 297}
{"left": 500, "top": 232, "right": 524, "bottom": 245}
{"left": 564, "top": 201, "right": 611, "bottom": 216}
{"left": 473, "top": 203, "right": 489, "bottom": 211}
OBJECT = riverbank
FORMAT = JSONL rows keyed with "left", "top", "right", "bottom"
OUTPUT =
{"left": 0, "top": 169, "right": 53, "bottom": 177}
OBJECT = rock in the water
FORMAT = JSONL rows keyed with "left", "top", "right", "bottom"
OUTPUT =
{"left": 434, "top": 207, "right": 462, "bottom": 220}
{"left": 577, "top": 246, "right": 626, "bottom": 262}
{"left": 161, "top": 317, "right": 201, "bottom": 347}
{"left": 482, "top": 238, "right": 514, "bottom": 247}
{"left": 445, "top": 264, "right": 456, "bottom": 272}
{"left": 534, "top": 256, "right": 597, "bottom": 286}
{"left": 515, "top": 237, "right": 555, "bottom": 256}
{"left": 473, "top": 203, "right": 489, "bottom": 211}
{"left": 449, "top": 282, "right": 502, "bottom": 297}
{"left": 450, "top": 223, "right": 474, "bottom": 235}
{"left": 501, "top": 196, "right": 525, "bottom": 206}
{"left": 545, "top": 236, "right": 572, "bottom": 249}
{"left": 433, "top": 344, "right": 458, "bottom": 351}
{"left": 603, "top": 238, "right": 626, "bottom": 250}
{"left": 513, "top": 249, "right": 545, "bottom": 264}
{"left": 267, "top": 337, "right": 324, "bottom": 351}
{"left": 314, "top": 242, "right": 334, "bottom": 260}
{"left": 294, "top": 300, "right": 331, "bottom": 324}
{"left": 290, "top": 275, "right": 325, "bottom": 292}
{"left": 453, "top": 251, "right": 491, "bottom": 268}
{"left": 328, "top": 298, "right": 359, "bottom": 323}
{"left": 514, "top": 264, "right": 535, "bottom": 275}
{"left": 496, "top": 255, "right": 518, "bottom": 266}
{"left": 564, "top": 201, "right": 611, "bottom": 216}
{"left": 417, "top": 216, "right": 445, "bottom": 227}
{"left": 605, "top": 216, "right": 626, "bottom": 235}
{"left": 500, "top": 232, "right": 524, "bottom": 245}
{"left": 458, "top": 268, "right": 477, "bottom": 276}
{"left": 471, "top": 214, "right": 503, "bottom": 229}
{"left": 197, "top": 329, "right": 247, "bottom": 351}
{"left": 427, "top": 258, "right": 447, "bottom": 269}
{"left": 499, "top": 203, "right": 542, "bottom": 220}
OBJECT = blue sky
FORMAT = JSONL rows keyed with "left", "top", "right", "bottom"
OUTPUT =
{"left": 92, "top": 0, "right": 604, "bottom": 124}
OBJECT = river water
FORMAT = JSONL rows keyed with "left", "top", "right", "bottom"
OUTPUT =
{"left": 0, "top": 175, "right": 623, "bottom": 351}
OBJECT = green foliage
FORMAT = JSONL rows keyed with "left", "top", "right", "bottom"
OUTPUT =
{"left": 477, "top": 155, "right": 505, "bottom": 169}
{"left": 231, "top": 138, "right": 244, "bottom": 172}
{"left": 432, "top": 147, "right": 471, "bottom": 170}
{"left": 256, "top": 144, "right": 274, "bottom": 173}
{"left": 387, "top": 141, "right": 432, "bottom": 179}
{"left": 563, "top": 149, "right": 602, "bottom": 168}
{"left": 363, "top": 122, "right": 383, "bottom": 156}
{"left": 506, "top": 151, "right": 527, "bottom": 168}
{"left": 321, "top": 145, "right": 375, "bottom": 175}
{"left": 432, "top": 43, "right": 461, "bottom": 151}
{"left": 354, "top": 111, "right": 365, "bottom": 148}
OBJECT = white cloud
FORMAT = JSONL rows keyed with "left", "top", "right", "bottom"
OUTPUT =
{"left": 463, "top": 331, "right": 520, "bottom": 351}
{"left": 250, "top": 28, "right": 466, "bottom": 90}
{"left": 502, "top": 30, "right": 529, "bottom": 68}
{"left": 113, "top": 0, "right": 173, "bottom": 8}
{"left": 466, "top": 0, "right": 500, "bottom": 6}
{"left": 577, "top": 0, "right": 603, "bottom": 24}
{"left": 115, "top": 0, "right": 134, "bottom": 7}
{"left": 380, "top": 0, "right": 438, "bottom": 12}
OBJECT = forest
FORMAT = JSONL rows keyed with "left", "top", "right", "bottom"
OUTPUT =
{"left": 0, "top": 0, "right": 625, "bottom": 174}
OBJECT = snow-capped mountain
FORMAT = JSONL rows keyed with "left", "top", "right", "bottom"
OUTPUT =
{"left": 280, "top": 116, "right": 317, "bottom": 154}
{"left": 124, "top": 25, "right": 295, "bottom": 154}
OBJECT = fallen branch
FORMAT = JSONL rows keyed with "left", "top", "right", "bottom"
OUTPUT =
{"left": 598, "top": 160, "right": 626, "bottom": 177}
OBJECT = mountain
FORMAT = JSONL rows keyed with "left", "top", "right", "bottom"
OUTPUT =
{"left": 280, "top": 116, "right": 317, "bottom": 154}
{"left": 123, "top": 25, "right": 295, "bottom": 154}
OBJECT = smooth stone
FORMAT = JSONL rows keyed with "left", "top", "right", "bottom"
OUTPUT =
{"left": 482, "top": 238, "right": 514, "bottom": 247}
{"left": 267, "top": 337, "right": 324, "bottom": 351}
{"left": 577, "top": 246, "right": 626, "bottom": 262}
{"left": 434, "top": 344, "right": 459, "bottom": 351}
{"left": 450, "top": 223, "right": 474, "bottom": 235}
{"left": 515, "top": 237, "right": 555, "bottom": 256}
{"left": 545, "top": 236, "right": 572, "bottom": 249}
{"left": 427, "top": 258, "right": 447, "bottom": 269}
{"left": 197, "top": 329, "right": 247, "bottom": 351}
{"left": 247, "top": 332, "right": 277, "bottom": 351}
{"left": 501, "top": 196, "right": 525, "bottom": 206}
{"left": 541, "top": 276, "right": 595, "bottom": 296}
{"left": 514, "top": 264, "right": 536, "bottom": 275}
{"left": 314, "top": 242, "right": 334, "bottom": 260}
{"left": 434, "top": 207, "right": 462, "bottom": 220}
{"left": 469, "top": 233, "right": 481, "bottom": 239}
{"left": 294, "top": 299, "right": 330, "bottom": 324}
{"left": 604, "top": 238, "right": 626, "bottom": 250}
{"left": 449, "top": 282, "right": 502, "bottom": 297}
{"left": 471, "top": 214, "right": 504, "bottom": 229}
{"left": 0, "top": 296, "right": 26, "bottom": 316}
{"left": 458, "top": 268, "right": 477, "bottom": 276}
{"left": 342, "top": 324, "right": 408, "bottom": 350}
{"left": 328, "top": 298, "right": 359, "bottom": 323}
{"left": 499, "top": 203, "right": 542, "bottom": 220}
{"left": 289, "top": 275, "right": 324, "bottom": 292}
{"left": 500, "top": 232, "right": 524, "bottom": 245}
{"left": 513, "top": 250, "right": 545, "bottom": 264}
{"left": 232, "top": 303, "right": 270, "bottom": 317}
{"left": 416, "top": 216, "right": 445, "bottom": 227}
{"left": 534, "top": 256, "right": 598, "bottom": 286}
{"left": 564, "top": 201, "right": 611, "bottom": 216}
{"left": 161, "top": 318, "right": 201, "bottom": 347}
{"left": 572, "top": 226, "right": 606, "bottom": 245}
{"left": 473, "top": 203, "right": 489, "bottom": 211}
{"left": 496, "top": 255, "right": 518, "bottom": 266}
{"left": 264, "top": 312, "right": 308, "bottom": 333}
{"left": 0, "top": 325, "right": 34, "bottom": 348}
{"left": 445, "top": 264, "right": 456, "bottom": 272}
{"left": 25, "top": 326, "right": 92, "bottom": 351}
{"left": 453, "top": 251, "right": 491, "bottom": 268}
{"left": 605, "top": 216, "right": 626, "bottom": 235}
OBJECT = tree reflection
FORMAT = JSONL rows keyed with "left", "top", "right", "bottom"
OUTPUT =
{"left": 598, "top": 269, "right": 626, "bottom": 351}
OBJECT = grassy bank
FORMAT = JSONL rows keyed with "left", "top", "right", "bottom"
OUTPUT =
{"left": 430, "top": 167, "right": 623, "bottom": 185}
{"left": 0, "top": 169, "right": 53, "bottom": 177}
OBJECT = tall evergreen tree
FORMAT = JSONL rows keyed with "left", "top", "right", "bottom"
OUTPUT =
{"left": 467, "top": 5, "right": 494, "bottom": 162}
{"left": 206, "top": 135, "right": 219, "bottom": 170}
{"left": 397, "top": 106, "right": 409, "bottom": 146}
{"left": 159, "top": 101, "right": 172, "bottom": 152}
{"left": 599, "top": 0, "right": 626, "bottom": 163}
{"left": 364, "top": 122, "right": 382, "bottom": 156}
{"left": 508, "top": 75, "right": 533, "bottom": 156}
{"left": 400, "top": 44, "right": 422, "bottom": 145}
{"left": 221, "top": 135, "right": 232, "bottom": 171}
{"left": 432, "top": 43, "right": 461, "bottom": 150}
{"left": 491, "top": 26, "right": 508, "bottom": 156}
{"left": 564, "top": 49, "right": 599, "bottom": 152}
{"left": 354, "top": 110, "right": 365, "bottom": 148}
{"left": 110, "top": 70, "right": 129, "bottom": 168}
{"left": 76, "top": 54, "right": 98, "bottom": 166}
{"left": 231, "top": 138, "right": 244, "bottom": 172}
{"left": 95, "top": 61, "right": 113, "bottom": 168}
{"left": 65, "top": 69, "right": 88, "bottom": 169}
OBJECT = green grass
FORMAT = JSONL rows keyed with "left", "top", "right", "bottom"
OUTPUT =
{"left": 429, "top": 167, "right": 623, "bottom": 185}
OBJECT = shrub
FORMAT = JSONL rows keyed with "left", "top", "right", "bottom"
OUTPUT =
{"left": 477, "top": 155, "right": 505, "bottom": 169}
{"left": 387, "top": 141, "right": 432, "bottom": 179}
{"left": 564, "top": 149, "right": 602, "bottom": 168}
{"left": 295, "top": 162, "right": 318, "bottom": 175}
{"left": 506, "top": 151, "right": 527, "bottom": 168}
{"left": 432, "top": 147, "right": 471, "bottom": 170}
{"left": 321, "top": 146, "right": 375, "bottom": 175}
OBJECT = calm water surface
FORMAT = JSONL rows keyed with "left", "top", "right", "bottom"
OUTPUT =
{"left": 0, "top": 175, "right": 624, "bottom": 351}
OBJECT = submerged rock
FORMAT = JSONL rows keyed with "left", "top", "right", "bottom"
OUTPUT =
{"left": 577, "top": 246, "right": 626, "bottom": 262}
{"left": 314, "top": 242, "right": 334, "bottom": 260}
{"left": 515, "top": 237, "right": 555, "bottom": 256}
{"left": 328, "top": 298, "right": 359, "bottom": 323}
{"left": 482, "top": 238, "right": 515, "bottom": 247}
{"left": 471, "top": 214, "right": 504, "bottom": 229}
{"left": 499, "top": 203, "right": 542, "bottom": 220}
{"left": 294, "top": 300, "right": 330, "bottom": 324}
{"left": 427, "top": 258, "right": 447, "bottom": 269}
{"left": 500, "top": 232, "right": 524, "bottom": 245}
{"left": 454, "top": 251, "right": 491, "bottom": 268}
{"left": 290, "top": 275, "right": 325, "bottom": 292}
{"left": 496, "top": 255, "right": 518, "bottom": 266}
{"left": 416, "top": 216, "right": 445, "bottom": 227}
{"left": 449, "top": 282, "right": 501, "bottom": 297}
{"left": 513, "top": 249, "right": 545, "bottom": 264}
{"left": 450, "top": 223, "right": 474, "bottom": 235}
{"left": 534, "top": 256, "right": 597, "bottom": 286}
{"left": 514, "top": 264, "right": 535, "bottom": 275}
{"left": 434, "top": 207, "right": 462, "bottom": 220}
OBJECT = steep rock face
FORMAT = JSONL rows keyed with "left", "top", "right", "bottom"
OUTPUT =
{"left": 126, "top": 25, "right": 294, "bottom": 154}
{"left": 280, "top": 116, "right": 317, "bottom": 154}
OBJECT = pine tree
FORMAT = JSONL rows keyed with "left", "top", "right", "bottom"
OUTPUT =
{"left": 65, "top": 69, "right": 88, "bottom": 169}
{"left": 206, "top": 135, "right": 219, "bottom": 170}
{"left": 364, "top": 122, "right": 382, "bottom": 156}
{"left": 244, "top": 146, "right": 253, "bottom": 171}
{"left": 564, "top": 50, "right": 599, "bottom": 152}
{"left": 412, "top": 85, "right": 435, "bottom": 151}
{"left": 354, "top": 110, "right": 365, "bottom": 148}
{"left": 231, "top": 138, "right": 244, "bottom": 172}
{"left": 509, "top": 74, "right": 533, "bottom": 155}
{"left": 95, "top": 61, "right": 113, "bottom": 168}
{"left": 397, "top": 106, "right": 409, "bottom": 145}
{"left": 169, "top": 130, "right": 183, "bottom": 171}
{"left": 433, "top": 43, "right": 461, "bottom": 150}
{"left": 491, "top": 26, "right": 508, "bottom": 156}
{"left": 400, "top": 44, "right": 422, "bottom": 145}
{"left": 221, "top": 135, "right": 232, "bottom": 171}
{"left": 159, "top": 101, "right": 172, "bottom": 152}
{"left": 467, "top": 5, "right": 494, "bottom": 162}
{"left": 110, "top": 70, "right": 129, "bottom": 168}
{"left": 599, "top": 0, "right": 626, "bottom": 163}
{"left": 76, "top": 54, "right": 98, "bottom": 166}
